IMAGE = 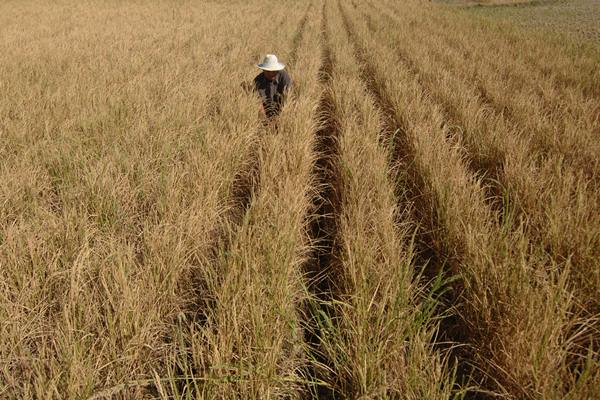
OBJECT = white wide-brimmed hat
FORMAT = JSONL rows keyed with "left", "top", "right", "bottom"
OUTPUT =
{"left": 257, "top": 54, "right": 285, "bottom": 71}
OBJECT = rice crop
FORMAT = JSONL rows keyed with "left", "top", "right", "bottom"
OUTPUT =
{"left": 1, "top": 0, "right": 599, "bottom": 398}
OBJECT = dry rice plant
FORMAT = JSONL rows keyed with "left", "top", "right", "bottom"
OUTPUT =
{"left": 340, "top": 0, "right": 598, "bottom": 398}
{"left": 299, "top": 1, "right": 453, "bottom": 398}
{"left": 158, "top": 3, "right": 323, "bottom": 397}
{"left": 373, "top": 0, "right": 600, "bottom": 319}
{"left": 1, "top": 0, "right": 598, "bottom": 399}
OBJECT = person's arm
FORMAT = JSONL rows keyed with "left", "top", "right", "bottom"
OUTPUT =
{"left": 281, "top": 71, "right": 293, "bottom": 102}
{"left": 284, "top": 71, "right": 292, "bottom": 92}
{"left": 254, "top": 74, "right": 267, "bottom": 116}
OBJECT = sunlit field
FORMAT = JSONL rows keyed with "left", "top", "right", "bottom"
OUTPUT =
{"left": 455, "top": 0, "right": 600, "bottom": 46}
{"left": 1, "top": 0, "right": 599, "bottom": 398}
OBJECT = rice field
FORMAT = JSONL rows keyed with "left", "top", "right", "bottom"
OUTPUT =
{"left": 1, "top": 0, "right": 599, "bottom": 399}
{"left": 454, "top": 0, "right": 600, "bottom": 47}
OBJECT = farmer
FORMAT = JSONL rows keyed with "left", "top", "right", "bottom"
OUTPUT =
{"left": 254, "top": 54, "right": 292, "bottom": 119}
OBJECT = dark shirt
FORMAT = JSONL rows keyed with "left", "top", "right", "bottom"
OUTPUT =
{"left": 254, "top": 70, "right": 292, "bottom": 118}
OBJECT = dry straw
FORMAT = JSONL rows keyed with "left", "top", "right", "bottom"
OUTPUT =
{"left": 1, "top": 0, "right": 598, "bottom": 399}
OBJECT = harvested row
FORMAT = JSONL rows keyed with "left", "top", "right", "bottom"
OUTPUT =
{"left": 363, "top": 1, "right": 600, "bottom": 316}
{"left": 339, "top": 1, "right": 593, "bottom": 398}
{"left": 158, "top": 3, "right": 324, "bottom": 397}
{"left": 304, "top": 1, "right": 454, "bottom": 397}
{"left": 0, "top": 2, "right": 288, "bottom": 398}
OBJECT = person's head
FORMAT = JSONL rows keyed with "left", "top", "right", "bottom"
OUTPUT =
{"left": 257, "top": 54, "right": 285, "bottom": 80}
{"left": 263, "top": 70, "right": 279, "bottom": 81}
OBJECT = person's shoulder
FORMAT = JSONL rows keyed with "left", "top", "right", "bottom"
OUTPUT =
{"left": 281, "top": 70, "right": 292, "bottom": 84}
{"left": 254, "top": 73, "right": 266, "bottom": 91}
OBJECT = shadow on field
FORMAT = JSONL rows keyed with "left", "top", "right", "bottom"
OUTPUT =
{"left": 300, "top": 3, "right": 343, "bottom": 399}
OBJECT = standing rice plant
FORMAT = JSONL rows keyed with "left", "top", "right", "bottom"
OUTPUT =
{"left": 306, "top": 2, "right": 454, "bottom": 397}
{"left": 366, "top": 0, "right": 600, "bottom": 317}
{"left": 156, "top": 2, "right": 324, "bottom": 398}
{"left": 0, "top": 1, "right": 291, "bottom": 397}
{"left": 340, "top": 1, "right": 593, "bottom": 397}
